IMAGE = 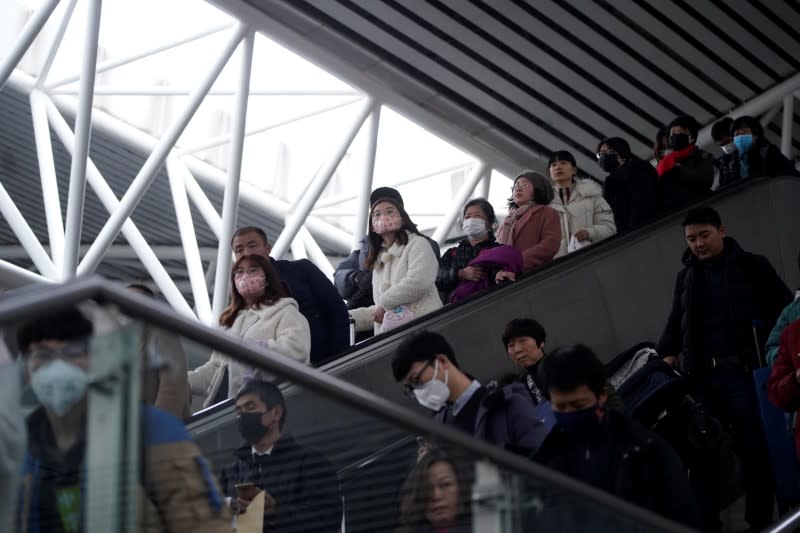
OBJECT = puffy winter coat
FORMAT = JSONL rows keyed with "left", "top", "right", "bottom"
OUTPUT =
{"left": 766, "top": 291, "right": 800, "bottom": 366}
{"left": 349, "top": 231, "right": 442, "bottom": 334}
{"left": 767, "top": 320, "right": 800, "bottom": 457}
{"left": 549, "top": 178, "right": 616, "bottom": 258}
{"left": 188, "top": 297, "right": 310, "bottom": 408}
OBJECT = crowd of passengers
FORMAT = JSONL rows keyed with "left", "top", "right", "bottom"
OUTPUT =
{"left": 2, "top": 111, "right": 800, "bottom": 533}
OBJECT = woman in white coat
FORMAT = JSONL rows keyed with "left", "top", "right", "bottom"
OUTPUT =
{"left": 350, "top": 196, "right": 442, "bottom": 334}
{"left": 548, "top": 150, "right": 616, "bottom": 258}
{"left": 188, "top": 254, "right": 310, "bottom": 409}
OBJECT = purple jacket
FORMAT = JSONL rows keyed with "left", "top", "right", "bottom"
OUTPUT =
{"left": 449, "top": 245, "right": 523, "bottom": 303}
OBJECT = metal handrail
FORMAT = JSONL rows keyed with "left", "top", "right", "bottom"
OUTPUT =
{"left": 0, "top": 276, "right": 693, "bottom": 532}
{"left": 765, "top": 508, "right": 800, "bottom": 533}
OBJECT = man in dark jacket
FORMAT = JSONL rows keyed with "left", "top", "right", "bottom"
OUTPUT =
{"left": 534, "top": 344, "right": 700, "bottom": 529}
{"left": 711, "top": 117, "right": 737, "bottom": 189}
{"left": 658, "top": 206, "right": 793, "bottom": 531}
{"left": 656, "top": 115, "right": 714, "bottom": 214}
{"left": 724, "top": 115, "right": 800, "bottom": 185}
{"left": 393, "top": 330, "right": 553, "bottom": 455}
{"left": 334, "top": 187, "right": 440, "bottom": 310}
{"left": 232, "top": 227, "right": 350, "bottom": 365}
{"left": 219, "top": 380, "right": 342, "bottom": 533}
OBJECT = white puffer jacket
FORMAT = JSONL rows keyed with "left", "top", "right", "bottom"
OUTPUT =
{"left": 350, "top": 231, "right": 442, "bottom": 334}
{"left": 188, "top": 297, "right": 310, "bottom": 408}
{"left": 549, "top": 178, "right": 617, "bottom": 258}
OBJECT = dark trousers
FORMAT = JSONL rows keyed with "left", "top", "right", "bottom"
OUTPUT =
{"left": 693, "top": 368, "right": 774, "bottom": 531}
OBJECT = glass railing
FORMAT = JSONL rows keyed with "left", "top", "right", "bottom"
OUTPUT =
{"left": 1, "top": 277, "right": 693, "bottom": 532}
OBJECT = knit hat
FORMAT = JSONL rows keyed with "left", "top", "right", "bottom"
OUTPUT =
{"left": 370, "top": 187, "right": 404, "bottom": 208}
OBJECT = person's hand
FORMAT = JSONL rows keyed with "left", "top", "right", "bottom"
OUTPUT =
{"left": 374, "top": 305, "right": 386, "bottom": 324}
{"left": 573, "top": 229, "right": 590, "bottom": 242}
{"left": 458, "top": 266, "right": 485, "bottom": 281}
{"left": 230, "top": 496, "right": 253, "bottom": 515}
{"left": 662, "top": 355, "right": 679, "bottom": 368}
{"left": 495, "top": 271, "right": 516, "bottom": 283}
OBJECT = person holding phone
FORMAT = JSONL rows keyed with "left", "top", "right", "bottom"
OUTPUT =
{"left": 218, "top": 379, "right": 342, "bottom": 532}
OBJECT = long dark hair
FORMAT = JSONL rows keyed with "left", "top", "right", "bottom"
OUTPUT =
{"left": 365, "top": 197, "right": 421, "bottom": 270}
{"left": 219, "top": 254, "right": 288, "bottom": 328}
{"left": 396, "top": 448, "right": 473, "bottom": 533}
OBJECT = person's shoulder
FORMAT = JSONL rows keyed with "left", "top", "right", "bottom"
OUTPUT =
{"left": 141, "top": 405, "right": 192, "bottom": 446}
{"left": 574, "top": 177, "right": 603, "bottom": 198}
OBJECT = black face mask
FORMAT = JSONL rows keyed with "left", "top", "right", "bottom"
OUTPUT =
{"left": 237, "top": 411, "right": 269, "bottom": 445}
{"left": 668, "top": 133, "right": 690, "bottom": 150}
{"left": 597, "top": 153, "right": 620, "bottom": 173}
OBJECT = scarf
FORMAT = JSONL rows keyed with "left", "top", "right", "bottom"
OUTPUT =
{"left": 496, "top": 202, "right": 535, "bottom": 245}
{"left": 656, "top": 144, "right": 695, "bottom": 178}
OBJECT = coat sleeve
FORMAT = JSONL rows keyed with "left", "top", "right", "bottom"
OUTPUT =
{"left": 505, "top": 391, "right": 552, "bottom": 454}
{"left": 436, "top": 246, "right": 459, "bottom": 293}
{"left": 187, "top": 352, "right": 223, "bottom": 397}
{"left": 377, "top": 237, "right": 439, "bottom": 309}
{"left": 754, "top": 256, "right": 793, "bottom": 330}
{"left": 766, "top": 301, "right": 800, "bottom": 366}
{"left": 767, "top": 326, "right": 800, "bottom": 412}
{"left": 265, "top": 307, "right": 311, "bottom": 364}
{"left": 150, "top": 329, "right": 191, "bottom": 420}
{"left": 333, "top": 249, "right": 362, "bottom": 299}
{"left": 657, "top": 272, "right": 685, "bottom": 358}
{"left": 299, "top": 260, "right": 350, "bottom": 355}
{"left": 518, "top": 208, "right": 561, "bottom": 271}
{"left": 270, "top": 451, "right": 342, "bottom": 532}
{"left": 628, "top": 163, "right": 658, "bottom": 228}
{"left": 678, "top": 152, "right": 714, "bottom": 192}
{"left": 584, "top": 196, "right": 617, "bottom": 242}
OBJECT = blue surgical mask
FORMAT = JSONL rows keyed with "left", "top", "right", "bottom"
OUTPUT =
{"left": 554, "top": 404, "right": 604, "bottom": 438}
{"left": 733, "top": 134, "right": 753, "bottom": 155}
{"left": 30, "top": 359, "right": 89, "bottom": 417}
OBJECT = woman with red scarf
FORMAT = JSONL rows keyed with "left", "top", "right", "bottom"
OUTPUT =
{"left": 656, "top": 115, "right": 714, "bottom": 214}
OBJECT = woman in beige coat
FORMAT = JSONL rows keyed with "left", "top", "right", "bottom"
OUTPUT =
{"left": 188, "top": 254, "right": 310, "bottom": 409}
{"left": 349, "top": 196, "right": 442, "bottom": 334}
{"left": 548, "top": 150, "right": 616, "bottom": 258}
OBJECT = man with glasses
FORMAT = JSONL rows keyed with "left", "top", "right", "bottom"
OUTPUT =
{"left": 15, "top": 306, "right": 229, "bottom": 533}
{"left": 392, "top": 330, "right": 553, "bottom": 455}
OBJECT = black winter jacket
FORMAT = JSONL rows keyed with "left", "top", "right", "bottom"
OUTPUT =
{"left": 718, "top": 139, "right": 799, "bottom": 188}
{"left": 218, "top": 434, "right": 342, "bottom": 533}
{"left": 657, "top": 147, "right": 714, "bottom": 214}
{"left": 602, "top": 157, "right": 658, "bottom": 233}
{"left": 534, "top": 409, "right": 700, "bottom": 529}
{"left": 657, "top": 237, "right": 792, "bottom": 373}
{"left": 436, "top": 237, "right": 500, "bottom": 299}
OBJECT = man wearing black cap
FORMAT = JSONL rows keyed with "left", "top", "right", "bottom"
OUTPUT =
{"left": 334, "top": 187, "right": 440, "bottom": 310}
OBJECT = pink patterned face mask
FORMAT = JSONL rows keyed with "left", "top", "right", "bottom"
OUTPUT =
{"left": 373, "top": 215, "right": 402, "bottom": 235}
{"left": 236, "top": 273, "right": 266, "bottom": 298}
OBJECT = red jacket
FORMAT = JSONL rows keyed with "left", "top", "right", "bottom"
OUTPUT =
{"left": 767, "top": 320, "right": 800, "bottom": 456}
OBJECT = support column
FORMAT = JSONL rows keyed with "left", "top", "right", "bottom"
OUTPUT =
{"left": 354, "top": 106, "right": 380, "bottom": 249}
{"left": 0, "top": 259, "right": 49, "bottom": 287}
{"left": 78, "top": 23, "right": 248, "bottom": 276}
{"left": 0, "top": 0, "right": 60, "bottom": 89}
{"left": 479, "top": 172, "right": 492, "bottom": 199}
{"left": 212, "top": 30, "right": 254, "bottom": 320}
{"left": 36, "top": 0, "right": 78, "bottom": 86}
{"left": 271, "top": 98, "right": 375, "bottom": 259}
{"left": 0, "top": 183, "right": 58, "bottom": 278}
{"left": 432, "top": 162, "right": 489, "bottom": 245}
{"left": 62, "top": 0, "right": 102, "bottom": 280}
{"left": 781, "top": 95, "right": 795, "bottom": 158}
{"left": 300, "top": 227, "right": 334, "bottom": 280}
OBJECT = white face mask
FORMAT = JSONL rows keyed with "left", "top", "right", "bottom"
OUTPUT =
{"left": 413, "top": 360, "right": 450, "bottom": 411}
{"left": 462, "top": 218, "right": 488, "bottom": 240}
{"left": 31, "top": 359, "right": 90, "bottom": 417}
{"left": 721, "top": 142, "right": 736, "bottom": 155}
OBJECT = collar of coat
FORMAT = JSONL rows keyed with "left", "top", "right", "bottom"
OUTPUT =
{"left": 233, "top": 433, "right": 299, "bottom": 461}
{"left": 681, "top": 236, "right": 743, "bottom": 267}
{"left": 550, "top": 178, "right": 604, "bottom": 207}
{"left": 378, "top": 231, "right": 414, "bottom": 265}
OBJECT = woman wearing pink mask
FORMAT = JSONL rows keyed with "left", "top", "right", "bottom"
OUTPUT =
{"left": 188, "top": 254, "right": 310, "bottom": 408}
{"left": 349, "top": 197, "right": 442, "bottom": 335}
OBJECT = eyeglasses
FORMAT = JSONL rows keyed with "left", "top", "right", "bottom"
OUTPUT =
{"left": 24, "top": 340, "right": 89, "bottom": 363}
{"left": 510, "top": 182, "right": 532, "bottom": 192}
{"left": 595, "top": 150, "right": 618, "bottom": 160}
{"left": 402, "top": 360, "right": 433, "bottom": 397}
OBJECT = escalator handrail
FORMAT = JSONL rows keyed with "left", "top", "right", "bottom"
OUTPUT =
{"left": 765, "top": 507, "right": 800, "bottom": 533}
{"left": 0, "top": 276, "right": 693, "bottom": 532}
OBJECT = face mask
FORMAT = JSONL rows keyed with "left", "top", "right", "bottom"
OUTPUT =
{"left": 462, "top": 218, "right": 488, "bottom": 240}
{"left": 554, "top": 403, "right": 604, "bottom": 439}
{"left": 413, "top": 360, "right": 450, "bottom": 411}
{"left": 373, "top": 215, "right": 402, "bottom": 235}
{"left": 668, "top": 133, "right": 690, "bottom": 150}
{"left": 31, "top": 359, "right": 90, "bottom": 417}
{"left": 720, "top": 142, "right": 736, "bottom": 155}
{"left": 237, "top": 411, "right": 269, "bottom": 445}
{"left": 237, "top": 273, "right": 266, "bottom": 299}
{"left": 597, "top": 152, "right": 620, "bottom": 173}
{"left": 733, "top": 134, "right": 753, "bottom": 155}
